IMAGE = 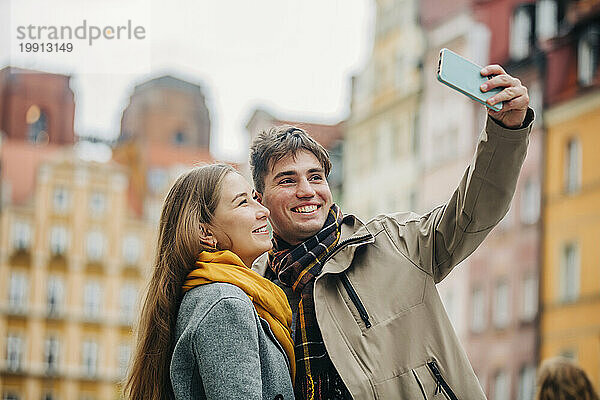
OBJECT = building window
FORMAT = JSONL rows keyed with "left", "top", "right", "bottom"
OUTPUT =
{"left": 578, "top": 25, "right": 599, "bottom": 86}
{"left": 520, "top": 179, "right": 540, "bottom": 225}
{"left": 118, "top": 343, "right": 132, "bottom": 377}
{"left": 5, "top": 334, "right": 23, "bottom": 371}
{"left": 394, "top": 51, "right": 407, "bottom": 90}
{"left": 173, "top": 131, "right": 187, "bottom": 146}
{"left": 82, "top": 340, "right": 98, "bottom": 377}
{"left": 493, "top": 370, "right": 511, "bottom": 400}
{"left": 120, "top": 284, "right": 137, "bottom": 324}
{"left": 89, "top": 191, "right": 106, "bottom": 216}
{"left": 560, "top": 243, "right": 579, "bottom": 302}
{"left": 536, "top": 0, "right": 558, "bottom": 41}
{"left": 517, "top": 364, "right": 536, "bottom": 400}
{"left": 8, "top": 272, "right": 28, "bottom": 311}
{"left": 44, "top": 336, "right": 60, "bottom": 373}
{"left": 53, "top": 186, "right": 70, "bottom": 214}
{"left": 510, "top": 6, "right": 534, "bottom": 60}
{"left": 493, "top": 280, "right": 511, "bottom": 329}
{"left": 47, "top": 276, "right": 64, "bottom": 316}
{"left": 122, "top": 234, "right": 142, "bottom": 265}
{"left": 565, "top": 138, "right": 581, "bottom": 194}
{"left": 83, "top": 281, "right": 102, "bottom": 319}
{"left": 471, "top": 287, "right": 486, "bottom": 333}
{"left": 26, "top": 105, "right": 48, "bottom": 144}
{"left": 521, "top": 274, "right": 538, "bottom": 322}
{"left": 11, "top": 220, "right": 31, "bottom": 251}
{"left": 50, "top": 226, "right": 69, "bottom": 255}
{"left": 376, "top": 122, "right": 393, "bottom": 167}
{"left": 147, "top": 168, "right": 168, "bottom": 194}
{"left": 86, "top": 230, "right": 105, "bottom": 262}
{"left": 411, "top": 113, "right": 420, "bottom": 156}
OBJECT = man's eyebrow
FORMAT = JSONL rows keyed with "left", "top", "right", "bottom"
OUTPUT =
{"left": 272, "top": 167, "right": 325, "bottom": 181}
{"left": 231, "top": 192, "right": 247, "bottom": 203}
{"left": 272, "top": 170, "right": 297, "bottom": 181}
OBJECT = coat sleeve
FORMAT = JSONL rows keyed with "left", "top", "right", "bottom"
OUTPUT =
{"left": 192, "top": 296, "right": 263, "bottom": 400}
{"left": 387, "top": 110, "right": 534, "bottom": 283}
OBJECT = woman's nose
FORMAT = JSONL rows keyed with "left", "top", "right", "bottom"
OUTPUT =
{"left": 256, "top": 203, "right": 270, "bottom": 219}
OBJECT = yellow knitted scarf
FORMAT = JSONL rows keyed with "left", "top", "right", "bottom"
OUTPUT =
{"left": 183, "top": 250, "right": 295, "bottom": 381}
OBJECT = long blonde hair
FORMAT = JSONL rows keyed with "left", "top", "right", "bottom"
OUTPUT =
{"left": 536, "top": 357, "right": 599, "bottom": 400}
{"left": 124, "top": 163, "right": 236, "bottom": 400}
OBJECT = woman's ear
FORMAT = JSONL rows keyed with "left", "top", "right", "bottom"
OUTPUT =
{"left": 255, "top": 191, "right": 263, "bottom": 204}
{"left": 199, "top": 224, "right": 217, "bottom": 248}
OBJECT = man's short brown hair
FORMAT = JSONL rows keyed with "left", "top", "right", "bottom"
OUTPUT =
{"left": 250, "top": 125, "right": 332, "bottom": 193}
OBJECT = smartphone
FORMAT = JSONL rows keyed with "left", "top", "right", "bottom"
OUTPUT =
{"left": 437, "top": 48, "right": 503, "bottom": 112}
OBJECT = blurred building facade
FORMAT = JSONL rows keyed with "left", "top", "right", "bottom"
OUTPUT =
{"left": 417, "top": 0, "right": 491, "bottom": 362}
{"left": 460, "top": 1, "right": 549, "bottom": 399}
{"left": 540, "top": 0, "right": 600, "bottom": 390}
{"left": 244, "top": 108, "right": 344, "bottom": 202}
{"left": 344, "top": 0, "right": 424, "bottom": 218}
{"left": 0, "top": 155, "right": 153, "bottom": 400}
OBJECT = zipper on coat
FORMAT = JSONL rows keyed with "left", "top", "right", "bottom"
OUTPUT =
{"left": 412, "top": 370, "right": 428, "bottom": 400}
{"left": 427, "top": 360, "right": 459, "bottom": 400}
{"left": 339, "top": 273, "right": 372, "bottom": 328}
{"left": 321, "top": 233, "right": 374, "bottom": 266}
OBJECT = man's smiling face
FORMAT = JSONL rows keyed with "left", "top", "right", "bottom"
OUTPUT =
{"left": 260, "top": 150, "right": 333, "bottom": 245}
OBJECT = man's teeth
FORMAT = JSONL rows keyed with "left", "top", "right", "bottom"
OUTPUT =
{"left": 293, "top": 205, "right": 318, "bottom": 213}
{"left": 253, "top": 226, "right": 268, "bottom": 233}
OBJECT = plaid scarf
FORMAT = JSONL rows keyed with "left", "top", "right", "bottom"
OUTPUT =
{"left": 267, "top": 204, "right": 352, "bottom": 400}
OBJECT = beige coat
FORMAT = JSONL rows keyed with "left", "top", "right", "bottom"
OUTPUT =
{"left": 255, "top": 112, "right": 534, "bottom": 399}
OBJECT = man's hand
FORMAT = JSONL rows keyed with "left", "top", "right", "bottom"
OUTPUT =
{"left": 480, "top": 65, "right": 529, "bottom": 129}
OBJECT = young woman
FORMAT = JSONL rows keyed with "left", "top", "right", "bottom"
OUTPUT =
{"left": 124, "top": 164, "right": 295, "bottom": 400}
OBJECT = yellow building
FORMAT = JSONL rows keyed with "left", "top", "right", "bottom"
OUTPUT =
{"left": 0, "top": 152, "right": 154, "bottom": 400}
{"left": 541, "top": 89, "right": 600, "bottom": 387}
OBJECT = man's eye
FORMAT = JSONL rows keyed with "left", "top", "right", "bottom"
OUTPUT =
{"left": 279, "top": 179, "right": 293, "bottom": 184}
{"left": 310, "top": 175, "right": 323, "bottom": 181}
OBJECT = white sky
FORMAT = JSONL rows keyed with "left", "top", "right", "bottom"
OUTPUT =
{"left": 0, "top": 0, "right": 374, "bottom": 161}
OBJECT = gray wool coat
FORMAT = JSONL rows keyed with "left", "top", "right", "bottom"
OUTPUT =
{"left": 170, "top": 282, "right": 295, "bottom": 400}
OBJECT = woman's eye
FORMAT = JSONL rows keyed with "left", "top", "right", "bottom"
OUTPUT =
{"left": 238, "top": 199, "right": 247, "bottom": 206}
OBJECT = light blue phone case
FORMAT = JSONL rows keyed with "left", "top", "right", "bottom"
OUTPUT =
{"left": 437, "top": 48, "right": 503, "bottom": 112}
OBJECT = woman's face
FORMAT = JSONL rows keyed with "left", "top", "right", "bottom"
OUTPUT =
{"left": 209, "top": 172, "right": 271, "bottom": 267}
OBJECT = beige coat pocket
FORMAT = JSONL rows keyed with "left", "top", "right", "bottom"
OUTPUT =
{"left": 373, "top": 360, "right": 458, "bottom": 400}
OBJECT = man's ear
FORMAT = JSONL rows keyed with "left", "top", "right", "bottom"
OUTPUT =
{"left": 199, "top": 224, "right": 217, "bottom": 248}
{"left": 255, "top": 191, "right": 263, "bottom": 204}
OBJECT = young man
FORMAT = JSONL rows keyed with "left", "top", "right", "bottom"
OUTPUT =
{"left": 250, "top": 65, "right": 534, "bottom": 400}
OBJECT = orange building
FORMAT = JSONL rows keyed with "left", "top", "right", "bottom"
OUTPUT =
{"left": 540, "top": 1, "right": 600, "bottom": 390}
